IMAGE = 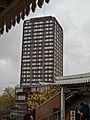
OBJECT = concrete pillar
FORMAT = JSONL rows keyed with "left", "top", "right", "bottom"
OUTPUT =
{"left": 61, "top": 86, "right": 65, "bottom": 120}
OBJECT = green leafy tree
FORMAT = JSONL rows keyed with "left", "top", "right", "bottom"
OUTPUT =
{"left": 0, "top": 86, "right": 15, "bottom": 109}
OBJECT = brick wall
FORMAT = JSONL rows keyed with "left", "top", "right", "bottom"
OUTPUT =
{"left": 35, "top": 92, "right": 61, "bottom": 120}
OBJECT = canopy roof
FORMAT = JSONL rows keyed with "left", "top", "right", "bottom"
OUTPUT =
{"left": 56, "top": 72, "right": 90, "bottom": 86}
{"left": 0, "top": 0, "right": 50, "bottom": 35}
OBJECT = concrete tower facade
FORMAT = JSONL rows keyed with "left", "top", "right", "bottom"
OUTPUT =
{"left": 20, "top": 16, "right": 63, "bottom": 87}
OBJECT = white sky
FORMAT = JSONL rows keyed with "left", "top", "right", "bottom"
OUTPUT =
{"left": 0, "top": 0, "right": 90, "bottom": 92}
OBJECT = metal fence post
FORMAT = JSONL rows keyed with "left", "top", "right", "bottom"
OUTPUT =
{"left": 61, "top": 86, "right": 65, "bottom": 120}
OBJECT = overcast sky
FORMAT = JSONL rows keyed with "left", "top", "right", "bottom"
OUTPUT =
{"left": 0, "top": 0, "right": 90, "bottom": 93}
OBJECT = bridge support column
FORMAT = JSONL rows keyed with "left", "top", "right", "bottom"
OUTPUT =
{"left": 61, "top": 86, "right": 65, "bottom": 120}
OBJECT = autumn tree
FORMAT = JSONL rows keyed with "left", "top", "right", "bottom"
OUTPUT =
{"left": 27, "top": 85, "right": 60, "bottom": 110}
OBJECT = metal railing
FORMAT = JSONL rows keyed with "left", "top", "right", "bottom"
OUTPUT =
{"left": 39, "top": 109, "right": 61, "bottom": 120}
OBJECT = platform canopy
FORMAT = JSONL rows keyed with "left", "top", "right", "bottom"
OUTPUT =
{"left": 55, "top": 72, "right": 90, "bottom": 86}
{"left": 0, "top": 0, "right": 50, "bottom": 34}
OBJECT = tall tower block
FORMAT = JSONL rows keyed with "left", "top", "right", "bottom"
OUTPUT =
{"left": 20, "top": 16, "right": 63, "bottom": 87}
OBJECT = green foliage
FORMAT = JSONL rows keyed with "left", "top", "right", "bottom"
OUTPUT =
{"left": 0, "top": 86, "right": 15, "bottom": 109}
